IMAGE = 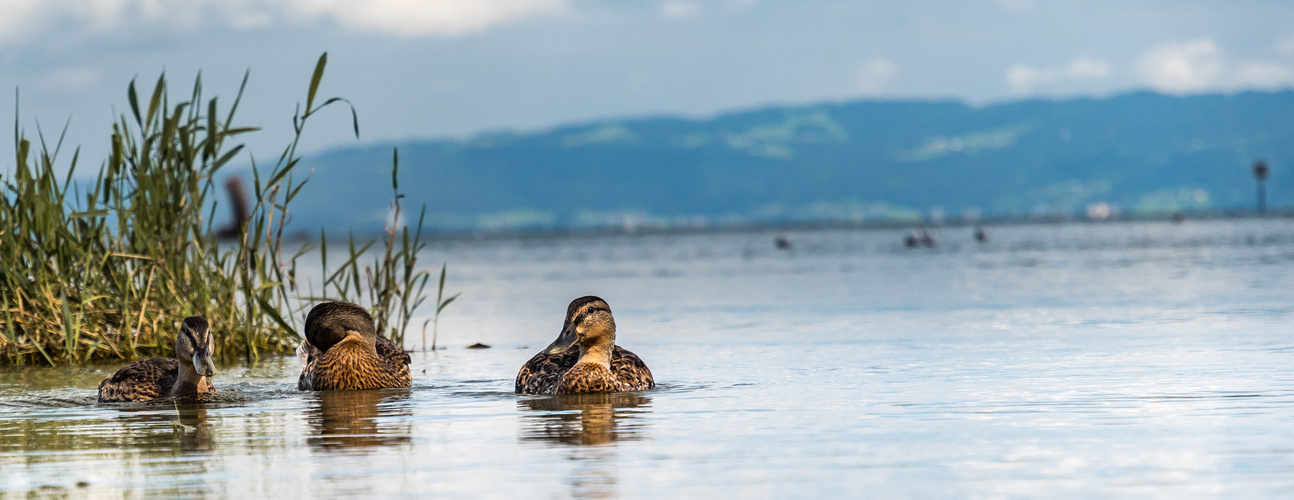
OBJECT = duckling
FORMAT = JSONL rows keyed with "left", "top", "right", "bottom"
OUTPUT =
{"left": 297, "top": 301, "right": 411, "bottom": 391}
{"left": 97, "top": 316, "right": 217, "bottom": 403}
{"left": 515, "top": 296, "right": 654, "bottom": 394}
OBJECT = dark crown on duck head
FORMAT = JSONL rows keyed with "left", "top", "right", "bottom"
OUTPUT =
{"left": 176, "top": 316, "right": 210, "bottom": 355}
{"left": 546, "top": 296, "right": 615, "bottom": 355}
{"left": 305, "top": 301, "right": 376, "bottom": 353}
{"left": 565, "top": 296, "right": 612, "bottom": 327}
{"left": 177, "top": 316, "right": 216, "bottom": 377}
{"left": 182, "top": 316, "right": 209, "bottom": 336}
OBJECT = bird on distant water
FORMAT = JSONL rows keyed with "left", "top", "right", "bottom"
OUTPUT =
{"left": 515, "top": 296, "right": 654, "bottom": 394}
{"left": 296, "top": 301, "right": 411, "bottom": 391}
{"left": 97, "top": 316, "right": 217, "bottom": 403}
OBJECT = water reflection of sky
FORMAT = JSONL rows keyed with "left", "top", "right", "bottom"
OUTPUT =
{"left": 0, "top": 219, "right": 1292, "bottom": 496}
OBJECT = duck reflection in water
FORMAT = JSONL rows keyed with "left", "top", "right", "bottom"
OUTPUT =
{"left": 306, "top": 389, "right": 412, "bottom": 451}
{"left": 517, "top": 392, "right": 652, "bottom": 446}
{"left": 110, "top": 403, "right": 214, "bottom": 452}
{"left": 172, "top": 403, "right": 212, "bottom": 451}
{"left": 518, "top": 393, "right": 652, "bottom": 498}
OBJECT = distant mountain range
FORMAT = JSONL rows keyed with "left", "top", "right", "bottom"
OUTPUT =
{"left": 265, "top": 90, "right": 1294, "bottom": 233}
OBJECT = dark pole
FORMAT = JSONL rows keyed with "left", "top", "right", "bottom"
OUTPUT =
{"left": 1253, "top": 160, "right": 1269, "bottom": 216}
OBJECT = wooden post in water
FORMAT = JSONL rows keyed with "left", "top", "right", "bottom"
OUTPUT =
{"left": 1253, "top": 160, "right": 1269, "bottom": 216}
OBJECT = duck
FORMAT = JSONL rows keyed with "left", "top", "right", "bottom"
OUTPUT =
{"left": 515, "top": 296, "right": 654, "bottom": 394}
{"left": 296, "top": 301, "right": 411, "bottom": 391}
{"left": 97, "top": 316, "right": 217, "bottom": 403}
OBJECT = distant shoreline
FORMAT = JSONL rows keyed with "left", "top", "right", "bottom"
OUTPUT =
{"left": 300, "top": 208, "right": 1293, "bottom": 243}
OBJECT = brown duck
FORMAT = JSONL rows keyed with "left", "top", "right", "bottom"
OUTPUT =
{"left": 98, "top": 316, "right": 217, "bottom": 403}
{"left": 516, "top": 296, "right": 654, "bottom": 394}
{"left": 297, "top": 301, "right": 411, "bottom": 391}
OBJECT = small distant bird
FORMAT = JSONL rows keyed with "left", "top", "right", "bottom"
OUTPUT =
{"left": 920, "top": 229, "right": 937, "bottom": 247}
{"left": 974, "top": 226, "right": 988, "bottom": 242}
{"left": 775, "top": 235, "right": 792, "bottom": 250}
{"left": 98, "top": 316, "right": 217, "bottom": 403}
{"left": 515, "top": 296, "right": 654, "bottom": 394}
{"left": 214, "top": 177, "right": 249, "bottom": 240}
{"left": 906, "top": 228, "right": 937, "bottom": 248}
{"left": 297, "top": 301, "right": 412, "bottom": 391}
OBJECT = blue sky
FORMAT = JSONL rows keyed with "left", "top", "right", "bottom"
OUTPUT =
{"left": 2, "top": 0, "right": 1293, "bottom": 164}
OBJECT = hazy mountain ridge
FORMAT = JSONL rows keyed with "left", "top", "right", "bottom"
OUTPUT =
{"left": 279, "top": 91, "right": 1294, "bottom": 232}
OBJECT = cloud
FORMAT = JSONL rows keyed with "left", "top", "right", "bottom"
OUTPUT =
{"left": 660, "top": 1, "right": 701, "bottom": 20}
{"left": 1136, "top": 38, "right": 1294, "bottom": 93}
{"left": 855, "top": 58, "right": 896, "bottom": 94}
{"left": 1135, "top": 39, "right": 1225, "bottom": 93}
{"left": 0, "top": 0, "right": 569, "bottom": 47}
{"left": 1006, "top": 57, "right": 1111, "bottom": 93}
{"left": 282, "top": 0, "right": 568, "bottom": 37}
{"left": 1232, "top": 62, "right": 1294, "bottom": 90}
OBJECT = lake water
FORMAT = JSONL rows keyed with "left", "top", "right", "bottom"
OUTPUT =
{"left": 2, "top": 219, "right": 1293, "bottom": 498}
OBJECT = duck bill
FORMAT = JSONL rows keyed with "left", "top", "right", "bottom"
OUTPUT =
{"left": 545, "top": 327, "right": 578, "bottom": 355}
{"left": 193, "top": 349, "right": 216, "bottom": 378}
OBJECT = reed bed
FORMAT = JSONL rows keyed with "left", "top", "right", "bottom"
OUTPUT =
{"left": 0, "top": 54, "right": 441, "bottom": 365}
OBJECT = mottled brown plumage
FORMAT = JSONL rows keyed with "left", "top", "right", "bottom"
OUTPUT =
{"left": 98, "top": 316, "right": 217, "bottom": 403}
{"left": 515, "top": 296, "right": 654, "bottom": 394}
{"left": 297, "top": 301, "right": 412, "bottom": 391}
{"left": 516, "top": 345, "right": 654, "bottom": 394}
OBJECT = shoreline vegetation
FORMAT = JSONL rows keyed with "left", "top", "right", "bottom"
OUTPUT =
{"left": 0, "top": 54, "right": 443, "bottom": 366}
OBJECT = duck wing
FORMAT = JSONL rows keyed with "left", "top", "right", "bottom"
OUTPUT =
{"left": 297, "top": 341, "right": 321, "bottom": 390}
{"left": 610, "top": 346, "right": 655, "bottom": 391}
{"left": 515, "top": 348, "right": 580, "bottom": 394}
{"left": 97, "top": 358, "right": 180, "bottom": 403}
{"left": 375, "top": 335, "right": 411, "bottom": 366}
{"left": 515, "top": 346, "right": 653, "bottom": 394}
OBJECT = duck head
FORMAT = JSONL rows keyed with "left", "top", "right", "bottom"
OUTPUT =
{"left": 305, "top": 301, "right": 377, "bottom": 352}
{"left": 547, "top": 296, "right": 616, "bottom": 355}
{"left": 176, "top": 316, "right": 216, "bottom": 377}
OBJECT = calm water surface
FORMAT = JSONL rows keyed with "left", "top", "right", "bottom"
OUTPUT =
{"left": 2, "top": 219, "right": 1294, "bottom": 498}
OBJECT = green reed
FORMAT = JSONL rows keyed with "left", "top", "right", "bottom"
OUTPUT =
{"left": 0, "top": 54, "right": 444, "bottom": 365}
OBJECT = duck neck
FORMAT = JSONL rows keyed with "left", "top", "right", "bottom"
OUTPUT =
{"left": 577, "top": 331, "right": 616, "bottom": 369}
{"left": 171, "top": 363, "right": 205, "bottom": 397}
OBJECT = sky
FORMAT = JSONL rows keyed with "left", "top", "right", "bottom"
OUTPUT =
{"left": 1, "top": 0, "right": 1293, "bottom": 167}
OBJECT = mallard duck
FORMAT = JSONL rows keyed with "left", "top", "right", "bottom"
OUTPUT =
{"left": 97, "top": 316, "right": 217, "bottom": 403}
{"left": 296, "top": 301, "right": 411, "bottom": 391}
{"left": 515, "top": 296, "right": 654, "bottom": 394}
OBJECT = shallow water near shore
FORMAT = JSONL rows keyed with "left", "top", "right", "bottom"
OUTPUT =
{"left": 3, "top": 219, "right": 1294, "bottom": 497}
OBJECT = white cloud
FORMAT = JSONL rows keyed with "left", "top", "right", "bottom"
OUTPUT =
{"left": 1135, "top": 39, "right": 1225, "bottom": 93}
{"left": 0, "top": 0, "right": 59, "bottom": 44}
{"left": 1006, "top": 56, "right": 1111, "bottom": 93}
{"left": 0, "top": 0, "right": 569, "bottom": 47}
{"left": 1136, "top": 38, "right": 1294, "bottom": 94}
{"left": 1232, "top": 62, "right": 1294, "bottom": 90}
{"left": 855, "top": 58, "right": 896, "bottom": 94}
{"left": 282, "top": 0, "right": 568, "bottom": 37}
{"left": 660, "top": 1, "right": 701, "bottom": 20}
